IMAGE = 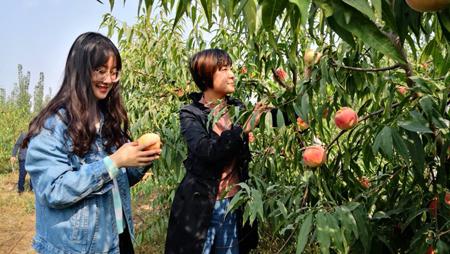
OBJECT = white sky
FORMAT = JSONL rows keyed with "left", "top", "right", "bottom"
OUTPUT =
{"left": 0, "top": 0, "right": 140, "bottom": 97}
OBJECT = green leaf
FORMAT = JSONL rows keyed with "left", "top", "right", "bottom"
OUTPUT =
{"left": 316, "top": 212, "right": 331, "bottom": 254}
{"left": 261, "top": 0, "right": 288, "bottom": 31}
{"left": 243, "top": 0, "right": 257, "bottom": 35}
{"left": 398, "top": 121, "right": 432, "bottom": 134}
{"left": 109, "top": 0, "right": 115, "bottom": 11}
{"left": 391, "top": 128, "right": 409, "bottom": 161}
{"left": 144, "top": 0, "right": 154, "bottom": 13}
{"left": 327, "top": 16, "right": 356, "bottom": 47}
{"left": 250, "top": 188, "right": 264, "bottom": 223}
{"left": 342, "top": 0, "right": 375, "bottom": 21}
{"left": 300, "top": 93, "right": 310, "bottom": 122}
{"left": 296, "top": 213, "right": 313, "bottom": 254}
{"left": 289, "top": 0, "right": 311, "bottom": 25}
{"left": 264, "top": 111, "right": 273, "bottom": 129}
{"left": 329, "top": 1, "right": 406, "bottom": 64}
{"left": 200, "top": 0, "right": 213, "bottom": 28}
{"left": 174, "top": 0, "right": 189, "bottom": 29}
{"left": 277, "top": 109, "right": 285, "bottom": 127}
{"left": 373, "top": 126, "right": 393, "bottom": 158}
{"left": 336, "top": 205, "right": 359, "bottom": 239}
{"left": 372, "top": 0, "right": 382, "bottom": 18}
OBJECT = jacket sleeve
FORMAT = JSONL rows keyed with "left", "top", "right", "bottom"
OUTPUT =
{"left": 11, "top": 133, "right": 25, "bottom": 157}
{"left": 26, "top": 129, "right": 113, "bottom": 209}
{"left": 126, "top": 165, "right": 150, "bottom": 187}
{"left": 180, "top": 108, "right": 245, "bottom": 162}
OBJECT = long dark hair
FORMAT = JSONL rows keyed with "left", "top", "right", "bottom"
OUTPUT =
{"left": 23, "top": 32, "right": 130, "bottom": 156}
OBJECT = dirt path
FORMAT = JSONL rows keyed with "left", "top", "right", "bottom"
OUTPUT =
{"left": 0, "top": 172, "right": 35, "bottom": 254}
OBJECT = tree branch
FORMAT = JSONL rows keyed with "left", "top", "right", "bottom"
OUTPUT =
{"left": 331, "top": 60, "right": 401, "bottom": 72}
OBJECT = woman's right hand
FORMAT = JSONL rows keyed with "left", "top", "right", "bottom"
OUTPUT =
{"left": 243, "top": 102, "right": 271, "bottom": 133}
{"left": 109, "top": 142, "right": 161, "bottom": 168}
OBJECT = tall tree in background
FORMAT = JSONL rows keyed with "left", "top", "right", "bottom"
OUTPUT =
{"left": 16, "top": 64, "right": 31, "bottom": 113}
{"left": 0, "top": 88, "right": 5, "bottom": 105}
{"left": 43, "top": 87, "right": 52, "bottom": 106}
{"left": 9, "top": 82, "right": 18, "bottom": 104}
{"left": 33, "top": 72, "right": 45, "bottom": 113}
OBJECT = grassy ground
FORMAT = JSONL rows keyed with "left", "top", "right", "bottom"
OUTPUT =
{"left": 0, "top": 172, "right": 35, "bottom": 254}
{"left": 0, "top": 172, "right": 276, "bottom": 254}
{"left": 0, "top": 171, "right": 166, "bottom": 254}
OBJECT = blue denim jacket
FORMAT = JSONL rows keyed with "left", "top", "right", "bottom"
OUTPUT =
{"left": 26, "top": 111, "right": 148, "bottom": 254}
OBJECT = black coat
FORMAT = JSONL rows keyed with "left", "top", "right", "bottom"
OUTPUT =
{"left": 165, "top": 93, "right": 258, "bottom": 254}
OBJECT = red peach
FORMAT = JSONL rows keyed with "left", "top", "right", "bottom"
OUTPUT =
{"left": 248, "top": 132, "right": 255, "bottom": 143}
{"left": 445, "top": 192, "right": 450, "bottom": 206}
{"left": 302, "top": 145, "right": 327, "bottom": 167}
{"left": 275, "top": 68, "right": 287, "bottom": 81}
{"left": 406, "top": 0, "right": 450, "bottom": 12}
{"left": 396, "top": 86, "right": 409, "bottom": 95}
{"left": 296, "top": 117, "right": 309, "bottom": 130}
{"left": 429, "top": 196, "right": 438, "bottom": 218}
{"left": 359, "top": 177, "right": 371, "bottom": 189}
{"left": 426, "top": 246, "right": 436, "bottom": 254}
{"left": 334, "top": 107, "right": 358, "bottom": 130}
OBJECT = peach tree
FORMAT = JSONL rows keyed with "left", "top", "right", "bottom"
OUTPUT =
{"left": 100, "top": 0, "right": 450, "bottom": 252}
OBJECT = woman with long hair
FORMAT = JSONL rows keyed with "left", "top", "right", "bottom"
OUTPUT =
{"left": 24, "top": 32, "right": 160, "bottom": 254}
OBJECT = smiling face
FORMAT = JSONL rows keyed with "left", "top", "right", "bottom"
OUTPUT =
{"left": 211, "top": 65, "right": 235, "bottom": 97}
{"left": 91, "top": 55, "right": 119, "bottom": 101}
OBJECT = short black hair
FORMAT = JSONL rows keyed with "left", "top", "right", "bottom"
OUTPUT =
{"left": 189, "top": 49, "right": 232, "bottom": 91}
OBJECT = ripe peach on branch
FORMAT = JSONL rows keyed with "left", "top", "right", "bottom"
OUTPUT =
{"left": 275, "top": 68, "right": 287, "bottom": 81}
{"left": 302, "top": 145, "right": 327, "bottom": 167}
{"left": 429, "top": 196, "right": 438, "bottom": 218}
{"left": 406, "top": 0, "right": 450, "bottom": 12}
{"left": 334, "top": 107, "right": 358, "bottom": 130}
{"left": 396, "top": 86, "right": 409, "bottom": 95}
{"left": 296, "top": 117, "right": 309, "bottom": 130}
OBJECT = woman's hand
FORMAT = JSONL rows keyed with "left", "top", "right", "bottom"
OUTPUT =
{"left": 243, "top": 102, "right": 271, "bottom": 133}
{"left": 109, "top": 141, "right": 161, "bottom": 168}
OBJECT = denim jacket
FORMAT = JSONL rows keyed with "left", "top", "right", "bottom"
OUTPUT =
{"left": 26, "top": 110, "right": 148, "bottom": 254}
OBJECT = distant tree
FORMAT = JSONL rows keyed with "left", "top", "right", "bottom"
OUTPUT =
{"left": 0, "top": 88, "right": 5, "bottom": 105}
{"left": 16, "top": 64, "right": 31, "bottom": 112}
{"left": 9, "top": 82, "right": 19, "bottom": 104}
{"left": 33, "top": 72, "right": 44, "bottom": 113}
{"left": 43, "top": 87, "right": 52, "bottom": 106}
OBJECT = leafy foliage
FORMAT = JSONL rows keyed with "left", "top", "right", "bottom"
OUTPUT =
{"left": 100, "top": 0, "right": 450, "bottom": 252}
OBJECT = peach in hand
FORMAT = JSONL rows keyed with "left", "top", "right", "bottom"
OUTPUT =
{"left": 137, "top": 133, "right": 161, "bottom": 150}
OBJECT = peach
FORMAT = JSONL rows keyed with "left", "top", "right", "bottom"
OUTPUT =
{"left": 137, "top": 133, "right": 161, "bottom": 150}
{"left": 296, "top": 117, "right": 309, "bottom": 130}
{"left": 396, "top": 86, "right": 409, "bottom": 95}
{"left": 248, "top": 132, "right": 255, "bottom": 143}
{"left": 334, "top": 107, "right": 358, "bottom": 130}
{"left": 359, "top": 177, "right": 371, "bottom": 189}
{"left": 275, "top": 68, "right": 287, "bottom": 81}
{"left": 426, "top": 246, "right": 436, "bottom": 254}
{"left": 445, "top": 192, "right": 450, "bottom": 206}
{"left": 302, "top": 145, "right": 327, "bottom": 167}
{"left": 304, "top": 49, "right": 315, "bottom": 66}
{"left": 406, "top": 0, "right": 450, "bottom": 12}
{"left": 240, "top": 66, "right": 248, "bottom": 75}
{"left": 429, "top": 197, "right": 438, "bottom": 218}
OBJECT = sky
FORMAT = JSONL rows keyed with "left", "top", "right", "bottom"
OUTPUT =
{"left": 0, "top": 0, "right": 140, "bottom": 97}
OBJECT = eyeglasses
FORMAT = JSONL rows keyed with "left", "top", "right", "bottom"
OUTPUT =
{"left": 92, "top": 68, "right": 121, "bottom": 83}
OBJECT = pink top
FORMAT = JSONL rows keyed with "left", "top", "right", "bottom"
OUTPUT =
{"left": 199, "top": 96, "right": 240, "bottom": 200}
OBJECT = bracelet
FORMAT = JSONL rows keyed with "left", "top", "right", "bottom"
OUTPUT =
{"left": 103, "top": 156, "right": 119, "bottom": 179}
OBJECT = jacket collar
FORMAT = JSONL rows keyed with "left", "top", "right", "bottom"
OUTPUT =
{"left": 188, "top": 92, "right": 243, "bottom": 112}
